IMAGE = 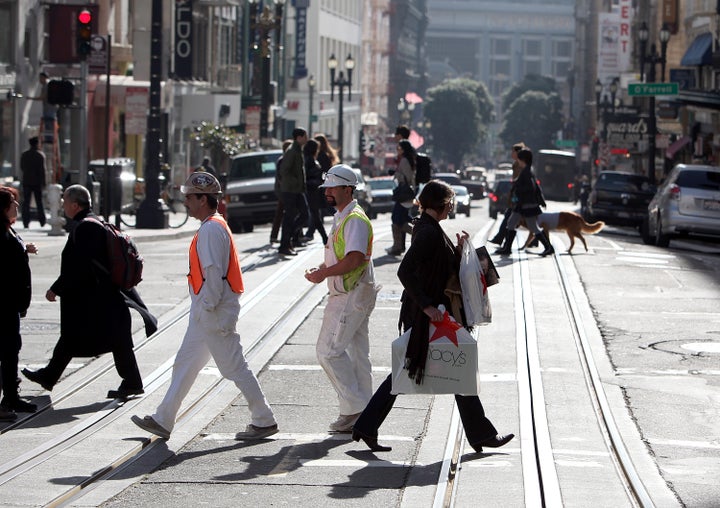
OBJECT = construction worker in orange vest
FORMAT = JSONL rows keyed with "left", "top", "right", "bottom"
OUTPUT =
{"left": 132, "top": 172, "right": 278, "bottom": 440}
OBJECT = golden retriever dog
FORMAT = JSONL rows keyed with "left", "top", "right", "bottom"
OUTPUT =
{"left": 520, "top": 211, "right": 604, "bottom": 253}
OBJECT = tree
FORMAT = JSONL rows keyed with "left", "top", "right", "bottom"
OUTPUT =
{"left": 500, "top": 90, "right": 564, "bottom": 150}
{"left": 192, "top": 122, "right": 250, "bottom": 173}
{"left": 424, "top": 78, "right": 494, "bottom": 169}
{"left": 502, "top": 74, "right": 558, "bottom": 111}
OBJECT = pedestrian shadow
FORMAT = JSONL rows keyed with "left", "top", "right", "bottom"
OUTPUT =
{"left": 328, "top": 448, "right": 510, "bottom": 500}
{"left": 373, "top": 255, "right": 402, "bottom": 268}
{"left": 9, "top": 399, "right": 109, "bottom": 430}
{"left": 213, "top": 436, "right": 347, "bottom": 482}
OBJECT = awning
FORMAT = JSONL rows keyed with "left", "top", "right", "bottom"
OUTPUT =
{"left": 680, "top": 33, "right": 713, "bottom": 67}
{"left": 665, "top": 136, "right": 691, "bottom": 159}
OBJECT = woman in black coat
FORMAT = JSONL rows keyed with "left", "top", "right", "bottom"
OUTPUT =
{"left": 0, "top": 186, "right": 38, "bottom": 415}
{"left": 352, "top": 180, "right": 514, "bottom": 452}
{"left": 302, "top": 138, "right": 328, "bottom": 244}
{"left": 495, "top": 148, "right": 553, "bottom": 256}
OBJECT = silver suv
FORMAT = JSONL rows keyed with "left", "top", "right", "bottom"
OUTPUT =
{"left": 225, "top": 150, "right": 283, "bottom": 233}
{"left": 642, "top": 164, "right": 720, "bottom": 247}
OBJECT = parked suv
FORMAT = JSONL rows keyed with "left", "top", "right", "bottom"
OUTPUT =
{"left": 642, "top": 164, "right": 720, "bottom": 247}
{"left": 225, "top": 150, "right": 283, "bottom": 233}
{"left": 586, "top": 171, "right": 655, "bottom": 227}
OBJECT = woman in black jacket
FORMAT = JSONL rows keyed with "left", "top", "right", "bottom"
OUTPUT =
{"left": 0, "top": 186, "right": 38, "bottom": 416}
{"left": 495, "top": 148, "right": 553, "bottom": 256}
{"left": 352, "top": 180, "right": 513, "bottom": 452}
{"left": 302, "top": 138, "right": 328, "bottom": 244}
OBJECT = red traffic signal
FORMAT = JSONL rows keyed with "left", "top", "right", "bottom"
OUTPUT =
{"left": 78, "top": 9, "right": 92, "bottom": 25}
{"left": 77, "top": 9, "right": 93, "bottom": 58}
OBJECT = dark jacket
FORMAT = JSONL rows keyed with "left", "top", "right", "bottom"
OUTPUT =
{"left": 511, "top": 165, "right": 545, "bottom": 217}
{"left": 0, "top": 228, "right": 31, "bottom": 315}
{"left": 20, "top": 148, "right": 46, "bottom": 187}
{"left": 397, "top": 213, "right": 463, "bottom": 382}
{"left": 305, "top": 155, "right": 324, "bottom": 192}
{"left": 278, "top": 141, "right": 306, "bottom": 193}
{"left": 50, "top": 209, "right": 133, "bottom": 356}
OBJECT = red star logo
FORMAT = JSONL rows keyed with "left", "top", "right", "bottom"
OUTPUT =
{"left": 429, "top": 312, "right": 462, "bottom": 347}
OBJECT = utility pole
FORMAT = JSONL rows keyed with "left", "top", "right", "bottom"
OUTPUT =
{"left": 136, "top": 0, "right": 168, "bottom": 228}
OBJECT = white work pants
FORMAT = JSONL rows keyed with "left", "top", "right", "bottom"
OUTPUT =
{"left": 153, "top": 313, "right": 276, "bottom": 432}
{"left": 316, "top": 282, "right": 378, "bottom": 415}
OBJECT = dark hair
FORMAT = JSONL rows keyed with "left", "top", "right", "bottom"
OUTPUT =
{"left": 397, "top": 139, "right": 417, "bottom": 169}
{"left": 513, "top": 142, "right": 526, "bottom": 152}
{"left": 517, "top": 148, "right": 533, "bottom": 166}
{"left": 29, "top": 137, "right": 39, "bottom": 147}
{"left": 0, "top": 186, "right": 19, "bottom": 227}
{"left": 314, "top": 133, "right": 339, "bottom": 165}
{"left": 303, "top": 138, "right": 319, "bottom": 157}
{"left": 292, "top": 127, "right": 307, "bottom": 140}
{"left": 418, "top": 180, "right": 454, "bottom": 213}
{"left": 395, "top": 125, "right": 411, "bottom": 139}
{"left": 206, "top": 194, "right": 219, "bottom": 209}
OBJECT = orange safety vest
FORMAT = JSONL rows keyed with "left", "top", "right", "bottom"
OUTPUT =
{"left": 187, "top": 216, "right": 244, "bottom": 295}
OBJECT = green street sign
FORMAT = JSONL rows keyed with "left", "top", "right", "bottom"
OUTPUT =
{"left": 555, "top": 139, "right": 577, "bottom": 148}
{"left": 310, "top": 114, "right": 318, "bottom": 122}
{"left": 628, "top": 82, "right": 679, "bottom": 96}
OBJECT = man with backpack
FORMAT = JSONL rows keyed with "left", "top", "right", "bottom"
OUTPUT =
{"left": 23, "top": 185, "right": 148, "bottom": 399}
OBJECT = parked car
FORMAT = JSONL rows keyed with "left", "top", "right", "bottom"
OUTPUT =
{"left": 586, "top": 171, "right": 655, "bottom": 228}
{"left": 432, "top": 172, "right": 463, "bottom": 187}
{"left": 451, "top": 185, "right": 471, "bottom": 217}
{"left": 349, "top": 167, "right": 373, "bottom": 217}
{"left": 488, "top": 179, "right": 513, "bottom": 219}
{"left": 367, "top": 176, "right": 395, "bottom": 218}
{"left": 642, "top": 164, "right": 720, "bottom": 247}
{"left": 225, "top": 150, "right": 283, "bottom": 233}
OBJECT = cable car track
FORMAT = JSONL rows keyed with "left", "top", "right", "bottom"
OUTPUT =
{"left": 434, "top": 233, "right": 654, "bottom": 507}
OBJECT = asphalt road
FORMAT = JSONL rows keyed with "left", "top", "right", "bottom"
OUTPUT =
{"left": 8, "top": 198, "right": 720, "bottom": 507}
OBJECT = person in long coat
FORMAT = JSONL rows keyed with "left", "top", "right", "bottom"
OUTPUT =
{"left": 23, "top": 185, "right": 154, "bottom": 399}
{"left": 0, "top": 186, "right": 38, "bottom": 418}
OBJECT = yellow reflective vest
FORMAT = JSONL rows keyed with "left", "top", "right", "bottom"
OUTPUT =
{"left": 332, "top": 207, "right": 373, "bottom": 292}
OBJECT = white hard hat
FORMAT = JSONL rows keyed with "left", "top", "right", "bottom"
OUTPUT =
{"left": 181, "top": 171, "right": 222, "bottom": 195}
{"left": 319, "top": 164, "right": 359, "bottom": 188}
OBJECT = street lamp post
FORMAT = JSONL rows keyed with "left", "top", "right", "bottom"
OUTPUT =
{"left": 328, "top": 53, "right": 354, "bottom": 162}
{"left": 637, "top": 22, "right": 671, "bottom": 185}
{"left": 250, "top": 0, "right": 284, "bottom": 143}
{"left": 307, "top": 74, "right": 315, "bottom": 134}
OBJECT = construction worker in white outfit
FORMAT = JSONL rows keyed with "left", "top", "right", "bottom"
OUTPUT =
{"left": 305, "top": 164, "right": 379, "bottom": 432}
{"left": 132, "top": 172, "right": 277, "bottom": 440}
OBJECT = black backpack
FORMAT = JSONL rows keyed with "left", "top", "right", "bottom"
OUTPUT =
{"left": 415, "top": 153, "right": 432, "bottom": 184}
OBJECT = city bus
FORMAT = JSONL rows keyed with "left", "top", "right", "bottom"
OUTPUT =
{"left": 534, "top": 149, "right": 577, "bottom": 201}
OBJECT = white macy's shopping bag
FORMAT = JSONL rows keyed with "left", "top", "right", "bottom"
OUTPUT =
{"left": 391, "top": 310, "right": 480, "bottom": 396}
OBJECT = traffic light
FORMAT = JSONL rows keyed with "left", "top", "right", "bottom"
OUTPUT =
{"left": 76, "top": 9, "right": 93, "bottom": 58}
{"left": 47, "top": 79, "right": 75, "bottom": 106}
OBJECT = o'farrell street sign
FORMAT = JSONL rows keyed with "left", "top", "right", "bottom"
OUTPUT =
{"left": 628, "top": 82, "right": 679, "bottom": 96}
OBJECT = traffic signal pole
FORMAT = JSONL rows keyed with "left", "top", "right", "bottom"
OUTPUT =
{"left": 79, "top": 59, "right": 88, "bottom": 188}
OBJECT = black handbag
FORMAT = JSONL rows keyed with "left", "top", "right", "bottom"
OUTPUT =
{"left": 392, "top": 182, "right": 415, "bottom": 202}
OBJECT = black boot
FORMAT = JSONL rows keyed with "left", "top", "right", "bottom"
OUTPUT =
{"left": 494, "top": 229, "right": 516, "bottom": 255}
{"left": 536, "top": 232, "right": 554, "bottom": 257}
{"left": 489, "top": 214, "right": 509, "bottom": 245}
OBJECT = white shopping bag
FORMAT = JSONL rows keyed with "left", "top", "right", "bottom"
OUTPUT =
{"left": 459, "top": 239, "right": 491, "bottom": 326}
{"left": 391, "top": 310, "right": 480, "bottom": 395}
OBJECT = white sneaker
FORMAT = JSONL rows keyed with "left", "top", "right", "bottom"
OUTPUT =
{"left": 329, "top": 413, "right": 361, "bottom": 432}
{"left": 235, "top": 423, "right": 279, "bottom": 440}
